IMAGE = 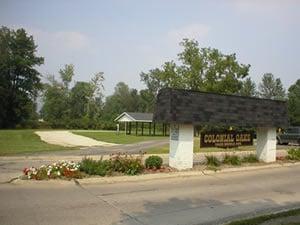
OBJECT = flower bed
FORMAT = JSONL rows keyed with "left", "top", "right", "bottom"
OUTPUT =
{"left": 21, "top": 149, "right": 300, "bottom": 180}
{"left": 22, "top": 154, "right": 167, "bottom": 180}
{"left": 23, "top": 160, "right": 82, "bottom": 180}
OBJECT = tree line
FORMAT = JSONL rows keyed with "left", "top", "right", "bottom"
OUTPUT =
{"left": 1, "top": 27, "right": 299, "bottom": 129}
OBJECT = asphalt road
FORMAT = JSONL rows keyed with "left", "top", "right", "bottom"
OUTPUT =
{"left": 0, "top": 164, "right": 299, "bottom": 225}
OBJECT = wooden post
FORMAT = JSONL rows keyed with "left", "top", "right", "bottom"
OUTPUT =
{"left": 153, "top": 123, "right": 156, "bottom": 136}
{"left": 135, "top": 122, "right": 138, "bottom": 136}
{"left": 149, "top": 122, "right": 152, "bottom": 136}
{"left": 141, "top": 122, "right": 144, "bottom": 136}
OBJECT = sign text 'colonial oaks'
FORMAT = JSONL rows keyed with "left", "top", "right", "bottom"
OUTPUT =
{"left": 200, "top": 131, "right": 253, "bottom": 148}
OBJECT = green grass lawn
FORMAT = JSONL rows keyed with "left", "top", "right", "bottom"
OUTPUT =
{"left": 146, "top": 138, "right": 256, "bottom": 154}
{"left": 0, "top": 130, "right": 74, "bottom": 156}
{"left": 73, "top": 131, "right": 167, "bottom": 144}
{"left": 226, "top": 208, "right": 300, "bottom": 225}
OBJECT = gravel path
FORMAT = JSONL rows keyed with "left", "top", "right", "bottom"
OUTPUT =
{"left": 35, "top": 131, "right": 118, "bottom": 147}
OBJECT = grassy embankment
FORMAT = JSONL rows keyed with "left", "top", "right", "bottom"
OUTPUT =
{"left": 0, "top": 130, "right": 74, "bottom": 156}
{"left": 0, "top": 130, "right": 256, "bottom": 156}
{"left": 226, "top": 208, "right": 300, "bottom": 225}
{"left": 74, "top": 131, "right": 256, "bottom": 154}
{"left": 73, "top": 131, "right": 167, "bottom": 144}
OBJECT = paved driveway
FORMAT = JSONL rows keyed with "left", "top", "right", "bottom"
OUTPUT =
{"left": 0, "top": 164, "right": 299, "bottom": 225}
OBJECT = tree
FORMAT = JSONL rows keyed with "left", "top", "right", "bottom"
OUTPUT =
{"left": 40, "top": 75, "right": 69, "bottom": 127}
{"left": 140, "top": 39, "right": 251, "bottom": 105}
{"left": 69, "top": 82, "right": 93, "bottom": 119}
{"left": 41, "top": 67, "right": 105, "bottom": 128}
{"left": 59, "top": 64, "right": 74, "bottom": 89}
{"left": 239, "top": 78, "right": 257, "bottom": 97}
{"left": 287, "top": 79, "right": 300, "bottom": 126}
{"left": 87, "top": 72, "right": 105, "bottom": 119}
{"left": 102, "top": 82, "right": 141, "bottom": 121}
{"left": 0, "top": 26, "right": 44, "bottom": 128}
{"left": 258, "top": 73, "right": 285, "bottom": 100}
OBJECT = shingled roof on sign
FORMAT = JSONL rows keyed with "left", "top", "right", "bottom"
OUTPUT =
{"left": 153, "top": 88, "right": 289, "bottom": 127}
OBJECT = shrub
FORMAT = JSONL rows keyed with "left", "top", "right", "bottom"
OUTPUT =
{"left": 145, "top": 156, "right": 163, "bottom": 169}
{"left": 223, "top": 154, "right": 241, "bottom": 166}
{"left": 80, "top": 157, "right": 111, "bottom": 176}
{"left": 109, "top": 153, "right": 144, "bottom": 175}
{"left": 242, "top": 154, "right": 259, "bottom": 163}
{"left": 80, "top": 154, "right": 144, "bottom": 176}
{"left": 205, "top": 155, "right": 221, "bottom": 167}
{"left": 286, "top": 148, "right": 300, "bottom": 160}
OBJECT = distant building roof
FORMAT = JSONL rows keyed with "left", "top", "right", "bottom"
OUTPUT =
{"left": 153, "top": 88, "right": 289, "bottom": 127}
{"left": 115, "top": 112, "right": 153, "bottom": 122}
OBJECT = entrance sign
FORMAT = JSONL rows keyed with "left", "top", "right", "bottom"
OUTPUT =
{"left": 153, "top": 88, "right": 289, "bottom": 170}
{"left": 200, "top": 131, "right": 253, "bottom": 148}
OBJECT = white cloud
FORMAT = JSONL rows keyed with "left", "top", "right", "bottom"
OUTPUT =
{"left": 167, "top": 24, "right": 210, "bottom": 44}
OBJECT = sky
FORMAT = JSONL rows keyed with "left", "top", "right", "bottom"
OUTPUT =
{"left": 1, "top": 0, "right": 299, "bottom": 96}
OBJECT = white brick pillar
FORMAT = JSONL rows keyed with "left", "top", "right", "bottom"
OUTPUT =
{"left": 256, "top": 127, "right": 277, "bottom": 162}
{"left": 169, "top": 123, "right": 194, "bottom": 170}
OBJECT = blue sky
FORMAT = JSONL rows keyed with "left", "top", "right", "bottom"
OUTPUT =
{"left": 1, "top": 0, "right": 299, "bottom": 95}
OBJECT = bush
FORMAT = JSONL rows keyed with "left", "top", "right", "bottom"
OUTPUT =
{"left": 109, "top": 154, "right": 144, "bottom": 175}
{"left": 223, "top": 154, "right": 241, "bottom": 166}
{"left": 80, "top": 157, "right": 111, "bottom": 176}
{"left": 145, "top": 156, "right": 163, "bottom": 169}
{"left": 80, "top": 154, "right": 144, "bottom": 176}
{"left": 286, "top": 148, "right": 300, "bottom": 160}
{"left": 205, "top": 155, "right": 221, "bottom": 167}
{"left": 242, "top": 154, "right": 259, "bottom": 163}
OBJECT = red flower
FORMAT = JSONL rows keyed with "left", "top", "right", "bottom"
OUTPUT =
{"left": 23, "top": 168, "right": 29, "bottom": 175}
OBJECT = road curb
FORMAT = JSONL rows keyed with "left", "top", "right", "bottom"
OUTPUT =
{"left": 7, "top": 162, "right": 300, "bottom": 186}
{"left": 76, "top": 161, "right": 300, "bottom": 185}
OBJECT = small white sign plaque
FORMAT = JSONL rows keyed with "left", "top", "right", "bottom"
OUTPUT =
{"left": 170, "top": 124, "right": 179, "bottom": 141}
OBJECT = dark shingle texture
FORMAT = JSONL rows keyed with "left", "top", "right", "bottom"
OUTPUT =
{"left": 153, "top": 88, "right": 289, "bottom": 127}
{"left": 126, "top": 112, "right": 153, "bottom": 122}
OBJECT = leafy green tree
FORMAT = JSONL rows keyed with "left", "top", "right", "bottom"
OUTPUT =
{"left": 258, "top": 73, "right": 285, "bottom": 100}
{"left": 239, "top": 77, "right": 257, "bottom": 97}
{"left": 87, "top": 72, "right": 105, "bottom": 119}
{"left": 140, "top": 39, "right": 251, "bottom": 103}
{"left": 287, "top": 79, "right": 300, "bottom": 126}
{"left": 41, "top": 67, "right": 105, "bottom": 128}
{"left": 69, "top": 82, "right": 93, "bottom": 119}
{"left": 102, "top": 82, "right": 141, "bottom": 121}
{"left": 139, "top": 89, "right": 156, "bottom": 112}
{"left": 40, "top": 75, "right": 69, "bottom": 127}
{"left": 0, "top": 26, "right": 44, "bottom": 128}
{"left": 59, "top": 64, "right": 74, "bottom": 89}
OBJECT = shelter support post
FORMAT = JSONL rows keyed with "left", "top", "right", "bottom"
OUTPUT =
{"left": 135, "top": 122, "right": 138, "bottom": 136}
{"left": 169, "top": 123, "right": 194, "bottom": 170}
{"left": 256, "top": 127, "right": 276, "bottom": 162}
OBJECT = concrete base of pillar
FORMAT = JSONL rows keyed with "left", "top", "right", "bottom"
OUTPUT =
{"left": 256, "top": 127, "right": 277, "bottom": 162}
{"left": 169, "top": 124, "right": 194, "bottom": 170}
